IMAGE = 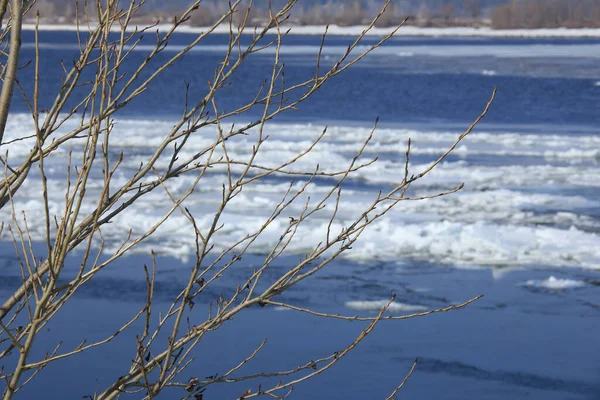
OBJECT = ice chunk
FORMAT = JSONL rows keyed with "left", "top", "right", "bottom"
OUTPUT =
{"left": 345, "top": 300, "right": 428, "bottom": 313}
{"left": 523, "top": 276, "right": 586, "bottom": 290}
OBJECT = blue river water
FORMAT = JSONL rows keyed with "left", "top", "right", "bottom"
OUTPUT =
{"left": 1, "top": 29, "right": 599, "bottom": 399}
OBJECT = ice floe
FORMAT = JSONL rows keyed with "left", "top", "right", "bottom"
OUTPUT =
{"left": 523, "top": 276, "right": 587, "bottom": 290}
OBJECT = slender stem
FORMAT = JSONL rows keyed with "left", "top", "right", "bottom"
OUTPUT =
{"left": 0, "top": 0, "right": 9, "bottom": 28}
{"left": 0, "top": 0, "right": 24, "bottom": 143}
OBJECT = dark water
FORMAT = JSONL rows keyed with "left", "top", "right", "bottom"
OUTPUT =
{"left": 1, "top": 246, "right": 599, "bottom": 400}
{"left": 14, "top": 31, "right": 600, "bottom": 128}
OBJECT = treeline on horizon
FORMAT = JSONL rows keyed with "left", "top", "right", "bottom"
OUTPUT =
{"left": 27, "top": 0, "right": 600, "bottom": 29}
{"left": 490, "top": 0, "right": 600, "bottom": 29}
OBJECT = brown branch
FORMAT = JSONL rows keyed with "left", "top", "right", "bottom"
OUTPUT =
{"left": 265, "top": 295, "right": 483, "bottom": 322}
{"left": 385, "top": 358, "right": 418, "bottom": 400}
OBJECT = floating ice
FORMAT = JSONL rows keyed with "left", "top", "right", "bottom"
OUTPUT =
{"left": 1, "top": 114, "right": 599, "bottom": 269}
{"left": 345, "top": 300, "right": 428, "bottom": 313}
{"left": 523, "top": 276, "right": 586, "bottom": 290}
{"left": 23, "top": 24, "right": 600, "bottom": 38}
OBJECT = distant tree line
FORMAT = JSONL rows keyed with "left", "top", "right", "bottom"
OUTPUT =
{"left": 490, "top": 0, "right": 600, "bottom": 29}
{"left": 24, "top": 0, "right": 600, "bottom": 29}
{"left": 148, "top": 1, "right": 409, "bottom": 28}
{"left": 146, "top": 0, "right": 489, "bottom": 28}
